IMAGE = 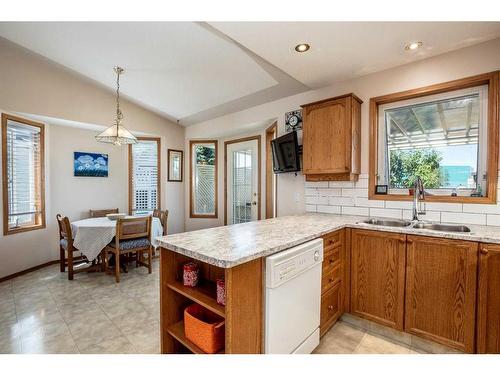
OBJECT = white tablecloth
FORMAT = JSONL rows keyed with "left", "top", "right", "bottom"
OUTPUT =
{"left": 71, "top": 216, "right": 163, "bottom": 261}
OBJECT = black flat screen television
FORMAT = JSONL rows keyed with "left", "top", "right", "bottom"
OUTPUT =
{"left": 271, "top": 131, "right": 301, "bottom": 174}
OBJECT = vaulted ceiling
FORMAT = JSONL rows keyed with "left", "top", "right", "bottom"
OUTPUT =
{"left": 0, "top": 21, "right": 499, "bottom": 126}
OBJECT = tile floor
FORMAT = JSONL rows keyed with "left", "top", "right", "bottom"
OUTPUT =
{"left": 1, "top": 258, "right": 450, "bottom": 354}
{"left": 314, "top": 322, "right": 421, "bottom": 354}
{"left": 0, "top": 260, "right": 160, "bottom": 354}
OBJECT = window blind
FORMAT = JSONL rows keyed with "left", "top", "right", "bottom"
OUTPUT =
{"left": 131, "top": 139, "right": 159, "bottom": 213}
{"left": 3, "top": 117, "right": 44, "bottom": 232}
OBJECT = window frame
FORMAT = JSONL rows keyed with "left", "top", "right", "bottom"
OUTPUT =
{"left": 369, "top": 71, "right": 499, "bottom": 204}
{"left": 128, "top": 137, "right": 161, "bottom": 215}
{"left": 2, "top": 113, "right": 46, "bottom": 235}
{"left": 189, "top": 140, "right": 218, "bottom": 219}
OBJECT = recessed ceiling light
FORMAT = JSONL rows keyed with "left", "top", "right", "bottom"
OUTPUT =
{"left": 405, "top": 41, "right": 423, "bottom": 51}
{"left": 295, "top": 43, "right": 310, "bottom": 53}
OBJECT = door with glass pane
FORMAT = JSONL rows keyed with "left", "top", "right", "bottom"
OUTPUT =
{"left": 225, "top": 137, "right": 260, "bottom": 225}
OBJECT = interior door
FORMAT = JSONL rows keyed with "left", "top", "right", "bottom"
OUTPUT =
{"left": 226, "top": 138, "right": 260, "bottom": 225}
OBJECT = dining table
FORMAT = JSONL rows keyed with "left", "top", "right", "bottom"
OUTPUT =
{"left": 71, "top": 216, "right": 163, "bottom": 261}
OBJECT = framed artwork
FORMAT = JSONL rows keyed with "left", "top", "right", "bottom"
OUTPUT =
{"left": 168, "top": 149, "right": 183, "bottom": 182}
{"left": 74, "top": 152, "right": 109, "bottom": 177}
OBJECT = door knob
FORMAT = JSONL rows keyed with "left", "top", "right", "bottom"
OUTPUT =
{"left": 252, "top": 201, "right": 257, "bottom": 205}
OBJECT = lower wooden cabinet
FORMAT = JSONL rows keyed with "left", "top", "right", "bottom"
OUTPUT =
{"left": 320, "top": 230, "right": 345, "bottom": 336}
{"left": 320, "top": 281, "right": 343, "bottom": 335}
{"left": 405, "top": 235, "right": 478, "bottom": 353}
{"left": 350, "top": 229, "right": 406, "bottom": 330}
{"left": 477, "top": 244, "right": 500, "bottom": 353}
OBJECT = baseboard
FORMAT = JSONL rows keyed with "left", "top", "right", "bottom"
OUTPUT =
{"left": 0, "top": 259, "right": 60, "bottom": 283}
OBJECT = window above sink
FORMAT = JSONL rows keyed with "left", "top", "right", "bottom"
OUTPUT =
{"left": 369, "top": 71, "right": 499, "bottom": 205}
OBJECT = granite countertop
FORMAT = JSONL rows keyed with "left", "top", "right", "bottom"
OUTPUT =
{"left": 157, "top": 213, "right": 500, "bottom": 268}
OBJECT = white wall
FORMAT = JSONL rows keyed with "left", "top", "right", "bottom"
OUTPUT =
{"left": 186, "top": 38, "right": 500, "bottom": 227}
{"left": 0, "top": 37, "right": 185, "bottom": 278}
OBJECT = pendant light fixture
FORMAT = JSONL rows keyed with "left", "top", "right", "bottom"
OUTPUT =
{"left": 96, "top": 66, "right": 137, "bottom": 145}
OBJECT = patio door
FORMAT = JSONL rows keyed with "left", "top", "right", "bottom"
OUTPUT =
{"left": 225, "top": 137, "right": 261, "bottom": 225}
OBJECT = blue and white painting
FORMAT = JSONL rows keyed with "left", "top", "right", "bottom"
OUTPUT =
{"left": 74, "top": 152, "right": 109, "bottom": 177}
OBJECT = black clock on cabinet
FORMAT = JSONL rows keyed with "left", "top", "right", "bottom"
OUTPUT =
{"left": 285, "top": 109, "right": 303, "bottom": 132}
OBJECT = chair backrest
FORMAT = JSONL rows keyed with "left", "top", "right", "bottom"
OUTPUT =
{"left": 116, "top": 216, "right": 152, "bottom": 241}
{"left": 153, "top": 209, "right": 169, "bottom": 235}
{"left": 56, "top": 214, "right": 73, "bottom": 242}
{"left": 89, "top": 208, "right": 119, "bottom": 218}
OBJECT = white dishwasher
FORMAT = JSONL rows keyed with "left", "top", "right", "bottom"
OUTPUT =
{"left": 265, "top": 238, "right": 323, "bottom": 354}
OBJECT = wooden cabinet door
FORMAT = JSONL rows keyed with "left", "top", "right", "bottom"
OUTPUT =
{"left": 477, "top": 244, "right": 500, "bottom": 353}
{"left": 351, "top": 229, "right": 406, "bottom": 330}
{"left": 302, "top": 97, "right": 351, "bottom": 174}
{"left": 405, "top": 235, "right": 478, "bottom": 353}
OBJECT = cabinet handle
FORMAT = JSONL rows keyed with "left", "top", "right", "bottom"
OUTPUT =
{"left": 329, "top": 239, "right": 335, "bottom": 245}
{"left": 328, "top": 305, "right": 334, "bottom": 311}
{"left": 407, "top": 239, "right": 413, "bottom": 244}
{"left": 329, "top": 258, "right": 334, "bottom": 264}
{"left": 329, "top": 278, "right": 334, "bottom": 283}
{"left": 480, "top": 247, "right": 489, "bottom": 255}
{"left": 399, "top": 238, "right": 406, "bottom": 244}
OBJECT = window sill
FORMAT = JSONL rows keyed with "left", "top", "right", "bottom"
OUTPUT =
{"left": 4, "top": 223, "right": 46, "bottom": 236}
{"left": 368, "top": 193, "right": 496, "bottom": 205}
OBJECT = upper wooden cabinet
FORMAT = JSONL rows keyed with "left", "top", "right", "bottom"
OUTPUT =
{"left": 350, "top": 229, "right": 406, "bottom": 331}
{"left": 477, "top": 244, "right": 500, "bottom": 354}
{"left": 405, "top": 235, "right": 478, "bottom": 353}
{"left": 301, "top": 94, "right": 362, "bottom": 181}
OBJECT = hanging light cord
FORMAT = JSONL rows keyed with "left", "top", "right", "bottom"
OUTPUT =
{"left": 115, "top": 67, "right": 123, "bottom": 132}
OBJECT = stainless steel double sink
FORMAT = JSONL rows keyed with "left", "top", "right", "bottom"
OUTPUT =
{"left": 361, "top": 218, "right": 471, "bottom": 233}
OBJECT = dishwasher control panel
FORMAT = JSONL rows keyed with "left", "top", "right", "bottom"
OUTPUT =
{"left": 266, "top": 239, "right": 324, "bottom": 288}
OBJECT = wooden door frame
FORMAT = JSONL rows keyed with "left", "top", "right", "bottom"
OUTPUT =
{"left": 128, "top": 137, "right": 161, "bottom": 215}
{"left": 224, "top": 135, "right": 261, "bottom": 225}
{"left": 265, "top": 122, "right": 278, "bottom": 219}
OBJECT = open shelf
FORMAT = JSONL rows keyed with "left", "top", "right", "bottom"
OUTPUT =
{"left": 167, "top": 320, "right": 224, "bottom": 354}
{"left": 167, "top": 280, "right": 225, "bottom": 318}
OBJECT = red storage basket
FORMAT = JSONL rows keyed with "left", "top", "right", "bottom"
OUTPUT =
{"left": 184, "top": 304, "right": 225, "bottom": 354}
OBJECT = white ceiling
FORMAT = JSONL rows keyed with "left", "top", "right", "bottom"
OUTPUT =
{"left": 0, "top": 22, "right": 305, "bottom": 124}
{"left": 211, "top": 22, "right": 500, "bottom": 88}
{"left": 0, "top": 22, "right": 499, "bottom": 127}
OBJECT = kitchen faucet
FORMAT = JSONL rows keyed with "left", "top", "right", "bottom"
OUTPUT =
{"left": 412, "top": 176, "right": 426, "bottom": 221}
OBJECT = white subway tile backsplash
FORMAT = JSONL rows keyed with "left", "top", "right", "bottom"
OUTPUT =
{"left": 305, "top": 181, "right": 329, "bottom": 188}
{"left": 441, "top": 212, "right": 486, "bottom": 225}
{"left": 317, "top": 188, "right": 342, "bottom": 197}
{"left": 305, "top": 196, "right": 328, "bottom": 205}
{"left": 424, "top": 202, "right": 463, "bottom": 212}
{"left": 403, "top": 210, "right": 441, "bottom": 222}
{"left": 329, "top": 181, "right": 354, "bottom": 188}
{"left": 329, "top": 196, "right": 355, "bottom": 206}
{"left": 486, "top": 214, "right": 500, "bottom": 226}
{"left": 304, "top": 170, "right": 500, "bottom": 227}
{"left": 317, "top": 205, "right": 341, "bottom": 214}
{"left": 463, "top": 203, "right": 500, "bottom": 215}
{"left": 341, "top": 188, "right": 368, "bottom": 197}
{"left": 385, "top": 201, "right": 412, "bottom": 209}
{"left": 355, "top": 197, "right": 385, "bottom": 208}
{"left": 305, "top": 204, "right": 317, "bottom": 212}
{"left": 354, "top": 179, "right": 369, "bottom": 188}
{"left": 369, "top": 208, "right": 403, "bottom": 219}
{"left": 304, "top": 188, "right": 318, "bottom": 197}
{"left": 342, "top": 206, "right": 369, "bottom": 216}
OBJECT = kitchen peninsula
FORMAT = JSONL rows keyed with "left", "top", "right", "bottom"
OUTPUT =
{"left": 158, "top": 213, "right": 500, "bottom": 354}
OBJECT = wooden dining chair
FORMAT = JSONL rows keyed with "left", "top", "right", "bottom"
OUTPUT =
{"left": 153, "top": 209, "right": 169, "bottom": 235}
{"left": 56, "top": 214, "right": 98, "bottom": 280}
{"left": 89, "top": 208, "right": 119, "bottom": 218}
{"left": 103, "top": 216, "right": 153, "bottom": 283}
